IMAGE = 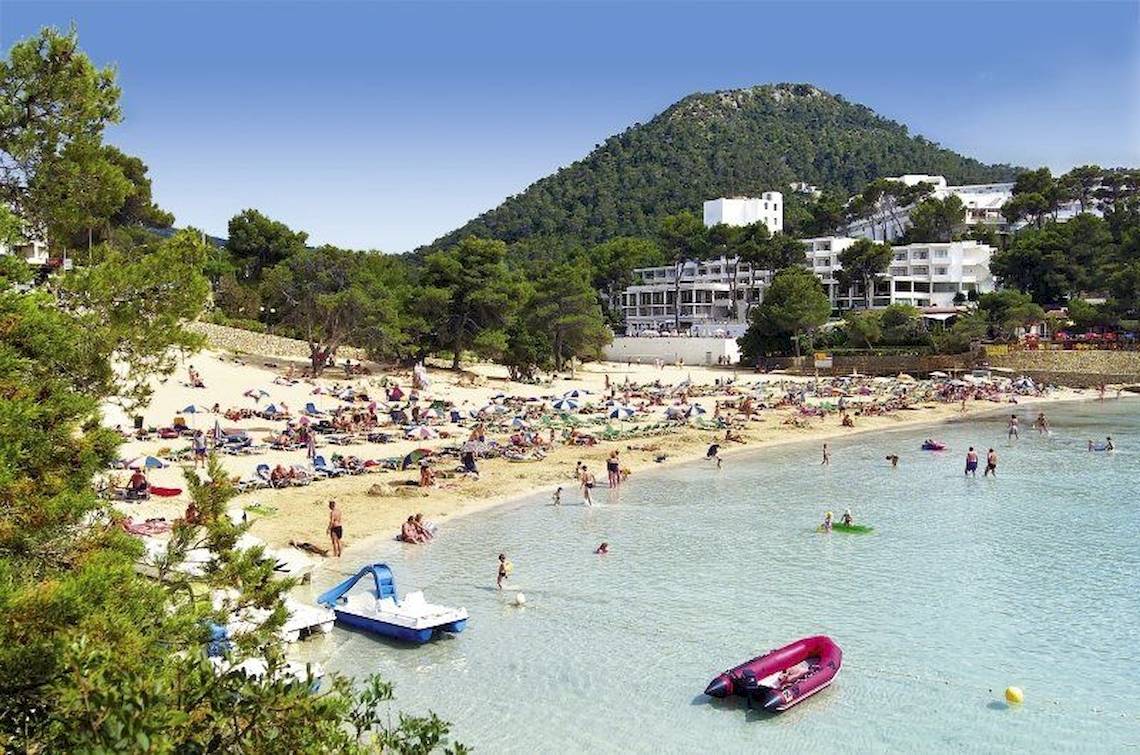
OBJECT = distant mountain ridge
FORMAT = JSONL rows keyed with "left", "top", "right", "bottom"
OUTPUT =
{"left": 427, "top": 83, "right": 1019, "bottom": 249}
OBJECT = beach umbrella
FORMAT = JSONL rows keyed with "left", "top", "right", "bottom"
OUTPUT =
{"left": 263, "top": 403, "right": 279, "bottom": 416}
{"left": 127, "top": 455, "right": 168, "bottom": 470}
{"left": 401, "top": 448, "right": 433, "bottom": 469}
{"left": 685, "top": 404, "right": 707, "bottom": 417}
{"left": 929, "top": 371, "right": 949, "bottom": 379}
{"left": 608, "top": 405, "right": 636, "bottom": 420}
{"left": 181, "top": 404, "right": 209, "bottom": 429}
{"left": 664, "top": 406, "right": 686, "bottom": 420}
{"left": 407, "top": 425, "right": 438, "bottom": 440}
{"left": 552, "top": 397, "right": 580, "bottom": 411}
{"left": 243, "top": 388, "right": 270, "bottom": 404}
{"left": 509, "top": 417, "right": 529, "bottom": 429}
{"left": 563, "top": 389, "right": 590, "bottom": 399}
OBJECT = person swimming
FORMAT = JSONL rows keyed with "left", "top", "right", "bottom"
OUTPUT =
{"left": 885, "top": 454, "right": 900, "bottom": 467}
{"left": 595, "top": 542, "right": 609, "bottom": 555}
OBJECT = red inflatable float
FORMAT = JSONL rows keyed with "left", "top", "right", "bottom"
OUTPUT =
{"left": 704, "top": 635, "right": 842, "bottom": 712}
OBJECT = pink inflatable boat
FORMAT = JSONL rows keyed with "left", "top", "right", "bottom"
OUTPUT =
{"left": 704, "top": 635, "right": 842, "bottom": 711}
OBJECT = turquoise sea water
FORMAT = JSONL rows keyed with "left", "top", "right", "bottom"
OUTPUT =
{"left": 309, "top": 399, "right": 1139, "bottom": 753}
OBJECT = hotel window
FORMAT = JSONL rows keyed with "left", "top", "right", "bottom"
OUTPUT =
{"left": 913, "top": 282, "right": 931, "bottom": 292}
{"left": 889, "top": 267, "right": 907, "bottom": 276}
{"left": 893, "top": 253, "right": 907, "bottom": 261}
{"left": 935, "top": 267, "right": 948, "bottom": 276}
{"left": 934, "top": 249, "right": 948, "bottom": 258}
{"left": 914, "top": 251, "right": 929, "bottom": 260}
{"left": 912, "top": 266, "right": 928, "bottom": 275}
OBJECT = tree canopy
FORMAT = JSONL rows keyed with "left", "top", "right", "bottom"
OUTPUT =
{"left": 739, "top": 266, "right": 830, "bottom": 359}
{"left": 837, "top": 238, "right": 893, "bottom": 309}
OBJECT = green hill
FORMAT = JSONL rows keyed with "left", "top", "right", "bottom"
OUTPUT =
{"left": 427, "top": 83, "right": 1018, "bottom": 249}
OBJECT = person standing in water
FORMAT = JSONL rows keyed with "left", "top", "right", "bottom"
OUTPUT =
{"left": 965, "top": 447, "right": 978, "bottom": 477}
{"left": 606, "top": 450, "right": 621, "bottom": 488}
{"left": 821, "top": 443, "right": 831, "bottom": 465}
{"left": 580, "top": 466, "right": 596, "bottom": 506}
{"left": 984, "top": 448, "right": 998, "bottom": 477}
{"left": 1008, "top": 414, "right": 1019, "bottom": 440}
{"left": 1034, "top": 412, "right": 1050, "bottom": 435}
{"left": 496, "top": 553, "right": 511, "bottom": 590}
{"left": 327, "top": 500, "right": 343, "bottom": 557}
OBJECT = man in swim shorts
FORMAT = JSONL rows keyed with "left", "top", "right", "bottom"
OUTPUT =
{"left": 327, "top": 500, "right": 343, "bottom": 557}
{"left": 984, "top": 448, "right": 997, "bottom": 477}
{"left": 580, "top": 466, "right": 596, "bottom": 506}
{"left": 965, "top": 447, "right": 978, "bottom": 477}
{"left": 1008, "top": 414, "right": 1019, "bottom": 439}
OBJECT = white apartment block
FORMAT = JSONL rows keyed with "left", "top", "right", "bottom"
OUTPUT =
{"left": 0, "top": 238, "right": 54, "bottom": 267}
{"left": 620, "top": 236, "right": 997, "bottom": 332}
{"left": 703, "top": 194, "right": 783, "bottom": 233}
{"left": 845, "top": 175, "right": 1015, "bottom": 242}
{"left": 804, "top": 236, "right": 996, "bottom": 309}
{"left": 620, "top": 256, "right": 769, "bottom": 334}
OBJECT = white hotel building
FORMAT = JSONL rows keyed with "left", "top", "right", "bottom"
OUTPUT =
{"left": 619, "top": 192, "right": 996, "bottom": 332}
{"left": 703, "top": 194, "right": 784, "bottom": 233}
{"left": 844, "top": 174, "right": 1015, "bottom": 242}
{"left": 803, "top": 236, "right": 996, "bottom": 310}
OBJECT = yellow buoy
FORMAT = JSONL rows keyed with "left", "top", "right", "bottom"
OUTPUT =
{"left": 1005, "top": 686, "right": 1024, "bottom": 704}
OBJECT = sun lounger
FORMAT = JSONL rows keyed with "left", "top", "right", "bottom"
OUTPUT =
{"left": 312, "top": 456, "right": 343, "bottom": 478}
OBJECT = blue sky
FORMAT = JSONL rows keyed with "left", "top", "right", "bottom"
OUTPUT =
{"left": 3, "top": 1, "right": 1138, "bottom": 251}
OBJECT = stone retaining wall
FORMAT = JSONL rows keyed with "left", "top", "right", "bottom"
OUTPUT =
{"left": 986, "top": 349, "right": 1140, "bottom": 383}
{"left": 761, "top": 348, "right": 1140, "bottom": 387}
{"left": 187, "top": 321, "right": 368, "bottom": 361}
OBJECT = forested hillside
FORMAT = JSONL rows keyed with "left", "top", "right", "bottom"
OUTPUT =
{"left": 428, "top": 83, "right": 1018, "bottom": 249}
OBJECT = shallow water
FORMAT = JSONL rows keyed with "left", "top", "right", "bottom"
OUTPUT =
{"left": 308, "top": 399, "right": 1140, "bottom": 753}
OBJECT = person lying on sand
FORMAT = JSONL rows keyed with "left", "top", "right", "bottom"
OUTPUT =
{"left": 290, "top": 539, "right": 329, "bottom": 557}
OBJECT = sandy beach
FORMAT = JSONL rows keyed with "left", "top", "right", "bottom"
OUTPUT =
{"left": 104, "top": 338, "right": 1094, "bottom": 575}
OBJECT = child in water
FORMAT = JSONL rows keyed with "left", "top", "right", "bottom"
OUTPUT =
{"left": 497, "top": 553, "right": 512, "bottom": 590}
